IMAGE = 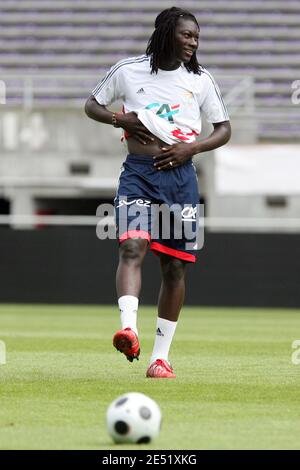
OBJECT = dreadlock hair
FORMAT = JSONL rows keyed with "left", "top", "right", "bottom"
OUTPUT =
{"left": 146, "top": 6, "right": 201, "bottom": 75}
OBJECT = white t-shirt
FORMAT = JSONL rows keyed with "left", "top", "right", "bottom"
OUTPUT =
{"left": 92, "top": 54, "right": 229, "bottom": 145}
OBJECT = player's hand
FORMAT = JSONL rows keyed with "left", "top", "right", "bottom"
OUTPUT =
{"left": 117, "top": 112, "right": 155, "bottom": 145}
{"left": 153, "top": 142, "right": 196, "bottom": 170}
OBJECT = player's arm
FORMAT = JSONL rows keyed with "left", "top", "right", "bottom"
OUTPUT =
{"left": 153, "top": 121, "right": 231, "bottom": 170}
{"left": 85, "top": 96, "right": 116, "bottom": 125}
{"left": 85, "top": 96, "right": 154, "bottom": 144}
{"left": 190, "top": 120, "right": 231, "bottom": 154}
{"left": 188, "top": 71, "right": 231, "bottom": 154}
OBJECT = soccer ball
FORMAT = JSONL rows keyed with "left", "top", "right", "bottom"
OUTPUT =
{"left": 106, "top": 392, "right": 162, "bottom": 444}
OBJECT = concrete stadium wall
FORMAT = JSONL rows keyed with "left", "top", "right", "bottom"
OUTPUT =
{"left": 0, "top": 228, "right": 299, "bottom": 308}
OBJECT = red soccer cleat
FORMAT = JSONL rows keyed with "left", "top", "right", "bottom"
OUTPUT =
{"left": 146, "top": 359, "right": 176, "bottom": 378}
{"left": 113, "top": 327, "right": 140, "bottom": 362}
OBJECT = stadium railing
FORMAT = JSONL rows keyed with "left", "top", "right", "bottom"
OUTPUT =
{"left": 1, "top": 214, "right": 300, "bottom": 233}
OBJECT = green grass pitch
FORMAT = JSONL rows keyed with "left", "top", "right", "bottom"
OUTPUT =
{"left": 0, "top": 304, "right": 300, "bottom": 450}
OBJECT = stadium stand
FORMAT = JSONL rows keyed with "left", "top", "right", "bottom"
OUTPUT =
{"left": 0, "top": 1, "right": 300, "bottom": 307}
{"left": 0, "top": 0, "right": 299, "bottom": 226}
{"left": 0, "top": 0, "right": 299, "bottom": 140}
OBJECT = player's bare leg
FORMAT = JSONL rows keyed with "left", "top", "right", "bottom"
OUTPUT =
{"left": 113, "top": 238, "right": 148, "bottom": 361}
{"left": 158, "top": 254, "right": 187, "bottom": 322}
{"left": 147, "top": 254, "right": 187, "bottom": 378}
{"left": 116, "top": 238, "right": 148, "bottom": 298}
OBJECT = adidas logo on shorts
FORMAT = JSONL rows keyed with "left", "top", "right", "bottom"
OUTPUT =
{"left": 137, "top": 87, "right": 146, "bottom": 94}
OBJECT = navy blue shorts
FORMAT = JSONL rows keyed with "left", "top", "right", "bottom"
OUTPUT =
{"left": 114, "top": 154, "right": 201, "bottom": 263}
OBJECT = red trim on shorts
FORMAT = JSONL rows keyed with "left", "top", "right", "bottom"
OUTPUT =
{"left": 119, "top": 230, "right": 151, "bottom": 243}
{"left": 150, "top": 242, "right": 196, "bottom": 263}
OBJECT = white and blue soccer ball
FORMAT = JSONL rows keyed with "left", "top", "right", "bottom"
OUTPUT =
{"left": 106, "top": 392, "right": 162, "bottom": 444}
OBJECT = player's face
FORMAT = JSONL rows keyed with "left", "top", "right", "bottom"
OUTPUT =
{"left": 174, "top": 18, "right": 199, "bottom": 63}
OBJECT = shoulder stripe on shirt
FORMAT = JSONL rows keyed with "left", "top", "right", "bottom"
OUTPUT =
{"left": 93, "top": 55, "right": 149, "bottom": 96}
{"left": 200, "top": 68, "right": 229, "bottom": 120}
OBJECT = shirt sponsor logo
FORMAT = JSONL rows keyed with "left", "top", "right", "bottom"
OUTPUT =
{"left": 146, "top": 102, "right": 180, "bottom": 123}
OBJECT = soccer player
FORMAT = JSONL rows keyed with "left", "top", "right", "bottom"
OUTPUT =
{"left": 85, "top": 7, "right": 231, "bottom": 378}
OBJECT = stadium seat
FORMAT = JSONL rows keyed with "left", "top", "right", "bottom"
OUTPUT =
{"left": 0, "top": 0, "right": 299, "bottom": 141}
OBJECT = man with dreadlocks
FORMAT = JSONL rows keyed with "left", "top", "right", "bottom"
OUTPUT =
{"left": 85, "top": 7, "right": 231, "bottom": 378}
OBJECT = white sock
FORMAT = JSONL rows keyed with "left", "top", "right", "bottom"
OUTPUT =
{"left": 150, "top": 317, "right": 177, "bottom": 364}
{"left": 118, "top": 295, "right": 139, "bottom": 336}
